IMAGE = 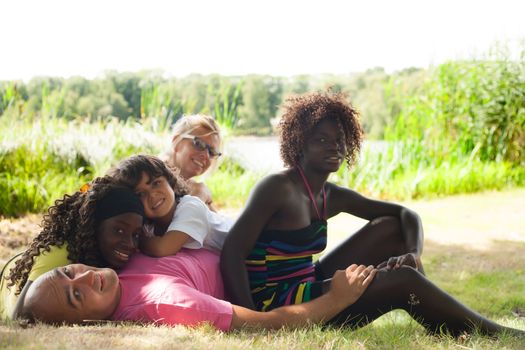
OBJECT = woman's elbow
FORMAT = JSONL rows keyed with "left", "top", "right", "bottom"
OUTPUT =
{"left": 400, "top": 206, "right": 421, "bottom": 222}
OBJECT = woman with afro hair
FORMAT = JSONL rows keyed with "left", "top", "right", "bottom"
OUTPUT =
{"left": 0, "top": 176, "right": 148, "bottom": 320}
{"left": 221, "top": 91, "right": 524, "bottom": 336}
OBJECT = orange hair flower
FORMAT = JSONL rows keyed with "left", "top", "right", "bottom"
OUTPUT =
{"left": 79, "top": 183, "right": 91, "bottom": 193}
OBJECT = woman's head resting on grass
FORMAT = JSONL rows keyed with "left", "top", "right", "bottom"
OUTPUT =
{"left": 164, "top": 114, "right": 222, "bottom": 179}
{"left": 278, "top": 91, "right": 363, "bottom": 169}
{"left": 108, "top": 154, "right": 188, "bottom": 226}
{"left": 7, "top": 177, "right": 145, "bottom": 294}
{"left": 22, "top": 264, "right": 121, "bottom": 324}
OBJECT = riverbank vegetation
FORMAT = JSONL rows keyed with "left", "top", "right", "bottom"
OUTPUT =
{"left": 1, "top": 44, "right": 523, "bottom": 216}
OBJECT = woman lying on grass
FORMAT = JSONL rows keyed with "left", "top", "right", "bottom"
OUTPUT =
{"left": 20, "top": 250, "right": 376, "bottom": 330}
{"left": 0, "top": 177, "right": 150, "bottom": 320}
{"left": 220, "top": 91, "right": 524, "bottom": 337}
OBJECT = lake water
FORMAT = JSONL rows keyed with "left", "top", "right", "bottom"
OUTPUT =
{"left": 224, "top": 136, "right": 285, "bottom": 173}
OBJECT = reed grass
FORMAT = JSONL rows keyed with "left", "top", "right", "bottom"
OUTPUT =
{"left": 2, "top": 48, "right": 524, "bottom": 216}
{"left": 1, "top": 114, "right": 524, "bottom": 216}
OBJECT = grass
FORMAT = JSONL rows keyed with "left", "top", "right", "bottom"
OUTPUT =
{"left": 1, "top": 191, "right": 524, "bottom": 349}
{"left": 0, "top": 116, "right": 167, "bottom": 216}
{"left": 3, "top": 89, "right": 525, "bottom": 217}
{"left": 1, "top": 309, "right": 524, "bottom": 349}
{"left": 334, "top": 142, "right": 525, "bottom": 201}
{"left": 2, "top": 112, "right": 524, "bottom": 216}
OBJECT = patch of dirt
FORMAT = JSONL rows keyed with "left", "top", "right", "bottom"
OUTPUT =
{"left": 328, "top": 188, "right": 525, "bottom": 250}
{"left": 0, "top": 214, "right": 42, "bottom": 262}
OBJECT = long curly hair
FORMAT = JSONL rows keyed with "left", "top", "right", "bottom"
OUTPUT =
{"left": 6, "top": 176, "right": 122, "bottom": 294}
{"left": 278, "top": 91, "right": 363, "bottom": 168}
{"left": 108, "top": 154, "right": 188, "bottom": 200}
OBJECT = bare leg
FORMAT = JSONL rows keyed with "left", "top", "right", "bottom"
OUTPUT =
{"left": 319, "top": 216, "right": 425, "bottom": 277}
{"left": 327, "top": 267, "right": 524, "bottom": 337}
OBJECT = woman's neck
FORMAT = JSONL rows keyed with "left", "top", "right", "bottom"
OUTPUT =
{"left": 296, "top": 164, "right": 329, "bottom": 195}
{"left": 172, "top": 159, "right": 191, "bottom": 180}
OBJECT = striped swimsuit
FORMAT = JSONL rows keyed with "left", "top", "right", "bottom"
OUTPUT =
{"left": 246, "top": 166, "right": 328, "bottom": 311}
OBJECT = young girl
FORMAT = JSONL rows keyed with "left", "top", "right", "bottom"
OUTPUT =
{"left": 109, "top": 154, "right": 232, "bottom": 257}
{"left": 163, "top": 114, "right": 223, "bottom": 211}
{"left": 221, "top": 91, "right": 524, "bottom": 336}
{"left": 0, "top": 176, "right": 144, "bottom": 320}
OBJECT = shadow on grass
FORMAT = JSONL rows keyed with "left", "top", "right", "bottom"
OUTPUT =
{"left": 423, "top": 239, "right": 525, "bottom": 318}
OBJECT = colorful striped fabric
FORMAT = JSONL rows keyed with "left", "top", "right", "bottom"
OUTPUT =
{"left": 246, "top": 220, "right": 327, "bottom": 311}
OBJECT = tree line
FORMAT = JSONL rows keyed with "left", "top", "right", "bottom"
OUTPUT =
{"left": 0, "top": 68, "right": 423, "bottom": 139}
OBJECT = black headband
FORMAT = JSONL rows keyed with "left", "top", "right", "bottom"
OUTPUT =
{"left": 95, "top": 187, "right": 144, "bottom": 222}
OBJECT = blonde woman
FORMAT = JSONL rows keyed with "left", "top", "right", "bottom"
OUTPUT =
{"left": 164, "top": 114, "right": 222, "bottom": 212}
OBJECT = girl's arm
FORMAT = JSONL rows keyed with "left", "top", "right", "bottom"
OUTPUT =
{"left": 140, "top": 196, "right": 211, "bottom": 257}
{"left": 221, "top": 174, "right": 290, "bottom": 309}
{"left": 139, "top": 231, "right": 191, "bottom": 257}
{"left": 327, "top": 183, "right": 424, "bottom": 261}
{"left": 230, "top": 264, "right": 376, "bottom": 329}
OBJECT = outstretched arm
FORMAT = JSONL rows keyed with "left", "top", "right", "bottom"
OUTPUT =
{"left": 230, "top": 264, "right": 376, "bottom": 330}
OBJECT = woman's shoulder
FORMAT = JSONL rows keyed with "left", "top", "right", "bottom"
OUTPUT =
{"left": 255, "top": 171, "right": 296, "bottom": 193}
{"left": 28, "top": 244, "right": 71, "bottom": 281}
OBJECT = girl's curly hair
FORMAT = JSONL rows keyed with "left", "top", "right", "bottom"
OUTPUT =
{"left": 7, "top": 176, "right": 124, "bottom": 294}
{"left": 278, "top": 91, "right": 363, "bottom": 168}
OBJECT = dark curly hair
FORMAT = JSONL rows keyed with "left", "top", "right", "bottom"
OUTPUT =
{"left": 278, "top": 91, "right": 363, "bottom": 168}
{"left": 107, "top": 154, "right": 188, "bottom": 201}
{"left": 7, "top": 176, "right": 125, "bottom": 294}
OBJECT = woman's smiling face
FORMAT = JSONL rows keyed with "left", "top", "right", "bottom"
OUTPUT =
{"left": 172, "top": 126, "right": 221, "bottom": 179}
{"left": 302, "top": 118, "right": 346, "bottom": 173}
{"left": 96, "top": 212, "right": 143, "bottom": 268}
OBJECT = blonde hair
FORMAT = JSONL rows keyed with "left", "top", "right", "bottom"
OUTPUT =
{"left": 163, "top": 114, "right": 222, "bottom": 168}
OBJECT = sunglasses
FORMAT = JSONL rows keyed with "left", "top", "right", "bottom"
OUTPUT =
{"left": 182, "top": 135, "right": 222, "bottom": 159}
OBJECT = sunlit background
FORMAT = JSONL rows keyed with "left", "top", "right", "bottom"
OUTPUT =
{"left": 2, "top": 0, "right": 524, "bottom": 80}
{"left": 1, "top": 0, "right": 524, "bottom": 215}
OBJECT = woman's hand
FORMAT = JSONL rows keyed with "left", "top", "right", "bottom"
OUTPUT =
{"left": 231, "top": 264, "right": 377, "bottom": 330}
{"left": 377, "top": 253, "right": 421, "bottom": 271}
{"left": 328, "top": 264, "right": 376, "bottom": 307}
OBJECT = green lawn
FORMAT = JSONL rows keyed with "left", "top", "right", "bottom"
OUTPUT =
{"left": 1, "top": 190, "right": 524, "bottom": 349}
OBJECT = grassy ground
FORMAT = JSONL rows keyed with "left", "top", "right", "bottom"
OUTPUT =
{"left": 1, "top": 189, "right": 524, "bottom": 349}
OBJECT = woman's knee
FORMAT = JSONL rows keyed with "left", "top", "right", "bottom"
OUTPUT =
{"left": 369, "top": 216, "right": 403, "bottom": 244}
{"left": 374, "top": 266, "right": 421, "bottom": 288}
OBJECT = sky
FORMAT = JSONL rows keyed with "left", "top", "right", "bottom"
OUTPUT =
{"left": 1, "top": 0, "right": 524, "bottom": 81}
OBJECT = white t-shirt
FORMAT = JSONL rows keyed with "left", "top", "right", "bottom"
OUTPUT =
{"left": 167, "top": 195, "right": 233, "bottom": 251}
